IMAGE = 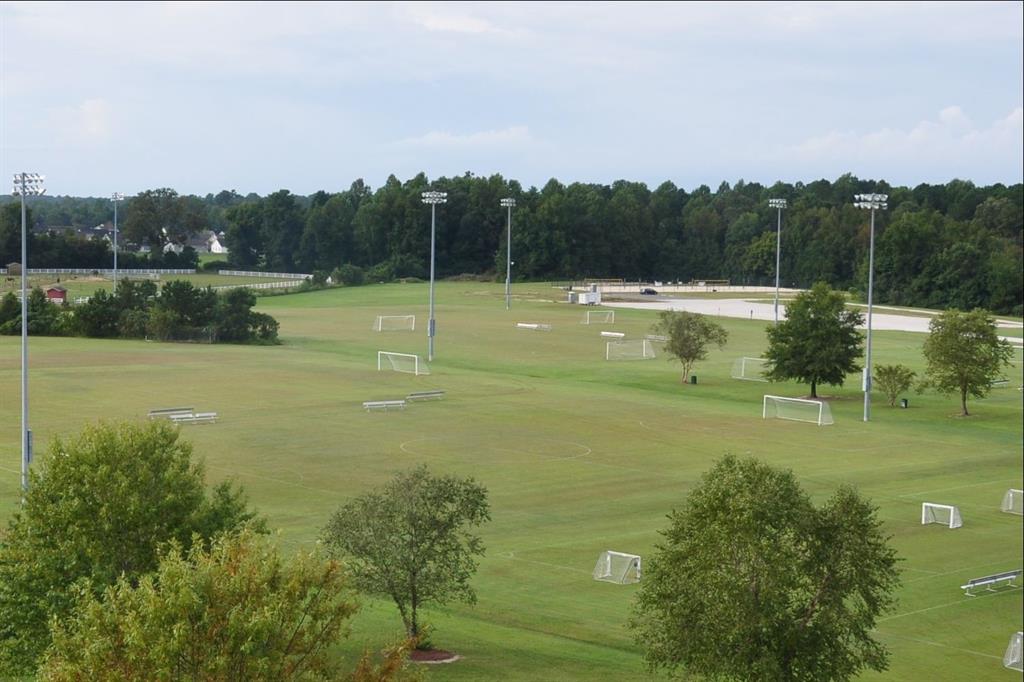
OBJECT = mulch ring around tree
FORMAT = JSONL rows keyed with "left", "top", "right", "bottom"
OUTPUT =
{"left": 410, "top": 649, "right": 461, "bottom": 664}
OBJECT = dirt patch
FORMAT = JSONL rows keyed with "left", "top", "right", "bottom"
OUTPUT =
{"left": 410, "top": 649, "right": 460, "bottom": 664}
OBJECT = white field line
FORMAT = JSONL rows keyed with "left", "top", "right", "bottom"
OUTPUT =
{"left": 873, "top": 630, "right": 1002, "bottom": 661}
{"left": 501, "top": 551, "right": 591, "bottom": 575}
{"left": 877, "top": 587, "right": 1020, "bottom": 623}
{"left": 896, "top": 478, "right": 1019, "bottom": 498}
{"left": 902, "top": 559, "right": 1024, "bottom": 585}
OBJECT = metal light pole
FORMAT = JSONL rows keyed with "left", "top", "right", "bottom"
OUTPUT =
{"left": 12, "top": 172, "right": 45, "bottom": 496}
{"left": 112, "top": 192, "right": 124, "bottom": 288}
{"left": 768, "top": 198, "right": 787, "bottom": 324}
{"left": 854, "top": 193, "right": 887, "bottom": 423}
{"left": 501, "top": 198, "right": 515, "bottom": 310}
{"left": 421, "top": 190, "right": 447, "bottom": 362}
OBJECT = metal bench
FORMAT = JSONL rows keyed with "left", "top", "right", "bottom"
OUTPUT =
{"left": 148, "top": 407, "right": 194, "bottom": 420}
{"left": 961, "top": 569, "right": 1022, "bottom": 596}
{"left": 363, "top": 399, "right": 406, "bottom": 412}
{"left": 407, "top": 390, "right": 445, "bottom": 402}
{"left": 169, "top": 411, "right": 218, "bottom": 425}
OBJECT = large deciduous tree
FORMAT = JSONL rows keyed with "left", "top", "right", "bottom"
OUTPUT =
{"left": 123, "top": 188, "right": 208, "bottom": 250}
{"left": 631, "top": 455, "right": 900, "bottom": 681}
{"left": 652, "top": 310, "right": 729, "bottom": 383}
{"left": 0, "top": 420, "right": 261, "bottom": 674}
{"left": 322, "top": 465, "right": 490, "bottom": 643}
{"left": 39, "top": 528, "right": 413, "bottom": 682}
{"left": 764, "top": 282, "right": 864, "bottom": 398}
{"left": 919, "top": 308, "right": 1013, "bottom": 416}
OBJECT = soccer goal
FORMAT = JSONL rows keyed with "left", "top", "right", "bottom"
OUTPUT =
{"left": 582, "top": 310, "right": 615, "bottom": 325}
{"left": 921, "top": 502, "right": 963, "bottom": 529}
{"left": 1001, "top": 489, "right": 1023, "bottom": 515}
{"left": 732, "top": 357, "right": 769, "bottom": 382}
{"left": 1006, "top": 632, "right": 1023, "bottom": 671}
{"left": 593, "top": 551, "right": 641, "bottom": 584}
{"left": 373, "top": 315, "right": 415, "bottom": 332}
{"left": 762, "top": 395, "right": 833, "bottom": 426}
{"left": 377, "top": 351, "right": 430, "bottom": 376}
{"left": 606, "top": 339, "right": 655, "bottom": 361}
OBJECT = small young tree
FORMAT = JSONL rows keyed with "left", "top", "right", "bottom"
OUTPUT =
{"left": 322, "top": 465, "right": 490, "bottom": 643}
{"left": 873, "top": 364, "right": 916, "bottom": 406}
{"left": 631, "top": 455, "right": 900, "bottom": 681}
{"left": 0, "top": 420, "right": 262, "bottom": 674}
{"left": 764, "top": 282, "right": 864, "bottom": 398}
{"left": 919, "top": 308, "right": 1014, "bottom": 416}
{"left": 651, "top": 310, "right": 729, "bottom": 383}
{"left": 38, "top": 528, "right": 408, "bottom": 681}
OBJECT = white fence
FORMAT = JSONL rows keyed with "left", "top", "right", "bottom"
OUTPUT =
{"left": 212, "top": 280, "right": 306, "bottom": 292}
{"left": 219, "top": 270, "right": 311, "bottom": 280}
{"left": 2, "top": 268, "right": 196, "bottom": 276}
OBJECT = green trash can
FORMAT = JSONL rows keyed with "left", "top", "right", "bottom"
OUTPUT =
{"left": 690, "top": 375, "right": 698, "bottom": 385}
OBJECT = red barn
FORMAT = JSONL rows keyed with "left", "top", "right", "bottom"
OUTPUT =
{"left": 44, "top": 285, "right": 67, "bottom": 304}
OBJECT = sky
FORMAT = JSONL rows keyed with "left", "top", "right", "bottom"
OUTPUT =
{"left": 1, "top": 1, "right": 1022, "bottom": 197}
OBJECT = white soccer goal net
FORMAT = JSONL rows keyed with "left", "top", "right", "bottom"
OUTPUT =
{"left": 593, "top": 551, "right": 641, "bottom": 584}
{"left": 921, "top": 502, "right": 963, "bottom": 529}
{"left": 606, "top": 339, "right": 655, "bottom": 361}
{"left": 373, "top": 315, "right": 415, "bottom": 332}
{"left": 762, "top": 395, "right": 833, "bottom": 426}
{"left": 1001, "top": 489, "right": 1023, "bottom": 515}
{"left": 1006, "top": 632, "right": 1024, "bottom": 671}
{"left": 377, "top": 351, "right": 430, "bottom": 376}
{"left": 582, "top": 310, "right": 615, "bottom": 325}
{"left": 731, "top": 357, "right": 769, "bottom": 382}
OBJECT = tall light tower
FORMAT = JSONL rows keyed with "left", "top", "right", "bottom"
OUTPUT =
{"left": 12, "top": 172, "right": 45, "bottom": 495}
{"left": 768, "top": 198, "right": 787, "bottom": 324}
{"left": 854, "top": 193, "right": 887, "bottom": 423}
{"left": 501, "top": 198, "right": 516, "bottom": 310}
{"left": 421, "top": 190, "right": 447, "bottom": 362}
{"left": 112, "top": 192, "right": 125, "bottom": 288}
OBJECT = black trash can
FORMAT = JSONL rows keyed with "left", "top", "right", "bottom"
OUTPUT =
{"left": 690, "top": 375, "right": 698, "bottom": 385}
{"left": 900, "top": 398, "right": 909, "bottom": 409}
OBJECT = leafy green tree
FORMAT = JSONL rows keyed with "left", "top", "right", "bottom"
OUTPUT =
{"left": 651, "top": 310, "right": 729, "bottom": 383}
{"left": 0, "top": 420, "right": 262, "bottom": 674}
{"left": 631, "top": 455, "right": 900, "bottom": 682}
{"left": 123, "top": 188, "right": 208, "bottom": 250}
{"left": 73, "top": 288, "right": 120, "bottom": 337}
{"left": 873, "top": 364, "right": 916, "bottom": 407}
{"left": 919, "top": 309, "right": 1014, "bottom": 416}
{"left": 39, "top": 528, "right": 414, "bottom": 682}
{"left": 0, "top": 292, "right": 19, "bottom": 327}
{"left": 764, "top": 282, "right": 864, "bottom": 398}
{"left": 322, "top": 465, "right": 490, "bottom": 641}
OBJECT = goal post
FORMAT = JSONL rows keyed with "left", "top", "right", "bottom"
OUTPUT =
{"left": 731, "top": 357, "right": 769, "bottom": 382}
{"left": 1001, "top": 489, "right": 1023, "bottom": 515}
{"left": 377, "top": 351, "right": 430, "bottom": 376}
{"left": 593, "top": 551, "right": 641, "bottom": 584}
{"left": 1006, "top": 632, "right": 1023, "bottom": 671}
{"left": 921, "top": 502, "right": 963, "bottom": 529}
{"left": 582, "top": 310, "right": 615, "bottom": 325}
{"left": 606, "top": 339, "right": 655, "bottom": 361}
{"left": 373, "top": 315, "right": 415, "bottom": 332}
{"left": 762, "top": 395, "right": 833, "bottom": 426}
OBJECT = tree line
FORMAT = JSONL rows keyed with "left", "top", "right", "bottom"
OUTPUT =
{"left": 0, "top": 280, "right": 279, "bottom": 343}
{"left": 2, "top": 174, "right": 1021, "bottom": 314}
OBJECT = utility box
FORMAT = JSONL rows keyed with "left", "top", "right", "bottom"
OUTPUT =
{"left": 578, "top": 290, "right": 602, "bottom": 305}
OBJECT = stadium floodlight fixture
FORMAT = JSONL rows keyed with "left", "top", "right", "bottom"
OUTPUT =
{"left": 12, "top": 172, "right": 46, "bottom": 498}
{"left": 854, "top": 193, "right": 888, "bottom": 423}
{"left": 112, "top": 192, "right": 125, "bottom": 288}
{"left": 501, "top": 198, "right": 516, "bottom": 310}
{"left": 421, "top": 190, "right": 447, "bottom": 361}
{"left": 768, "top": 198, "right": 787, "bottom": 324}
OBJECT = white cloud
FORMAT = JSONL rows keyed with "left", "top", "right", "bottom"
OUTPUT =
{"left": 394, "top": 125, "right": 532, "bottom": 149}
{"left": 46, "top": 98, "right": 113, "bottom": 146}
{"left": 783, "top": 107, "right": 1024, "bottom": 175}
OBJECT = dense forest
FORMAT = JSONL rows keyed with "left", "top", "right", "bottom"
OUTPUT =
{"left": 2, "top": 173, "right": 1021, "bottom": 314}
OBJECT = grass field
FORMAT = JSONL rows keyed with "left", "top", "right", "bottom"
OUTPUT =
{"left": 1, "top": 282, "right": 1021, "bottom": 680}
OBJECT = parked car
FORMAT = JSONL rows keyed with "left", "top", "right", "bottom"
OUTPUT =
{"left": 641, "top": 288, "right": 657, "bottom": 295}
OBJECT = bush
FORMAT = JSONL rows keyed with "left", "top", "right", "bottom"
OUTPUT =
{"left": 366, "top": 261, "right": 394, "bottom": 283}
{"left": 333, "top": 263, "right": 365, "bottom": 286}
{"left": 200, "top": 259, "right": 230, "bottom": 272}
